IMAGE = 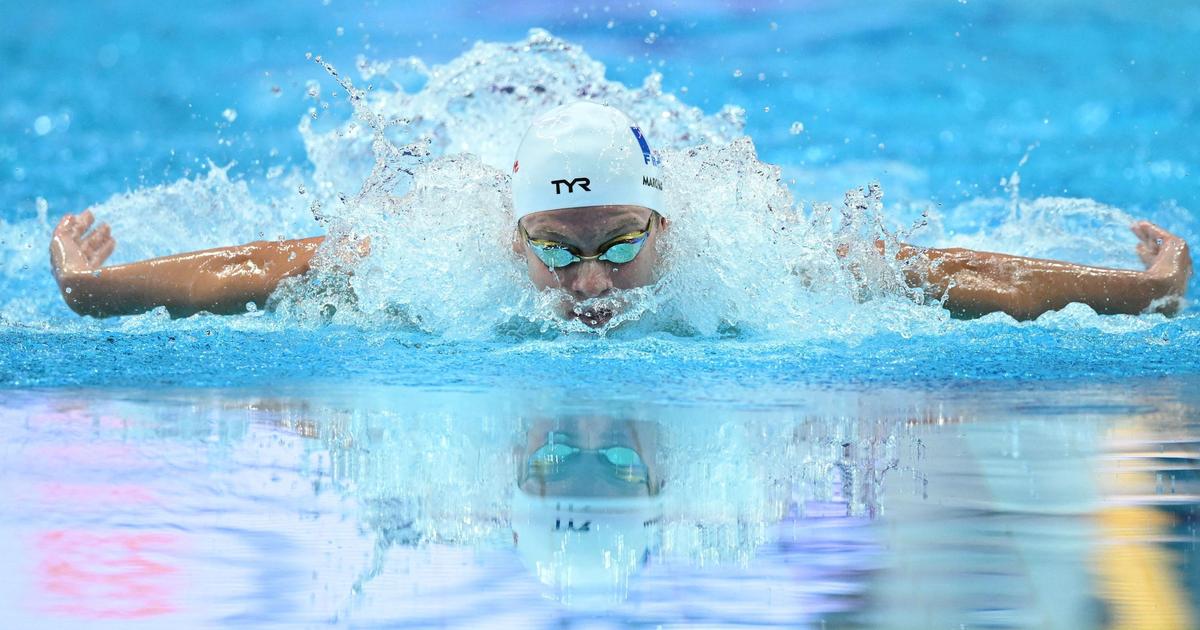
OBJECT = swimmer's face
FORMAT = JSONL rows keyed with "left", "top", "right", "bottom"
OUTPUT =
{"left": 518, "top": 418, "right": 662, "bottom": 498}
{"left": 515, "top": 205, "right": 668, "bottom": 328}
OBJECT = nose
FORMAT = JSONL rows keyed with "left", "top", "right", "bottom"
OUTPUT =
{"left": 568, "top": 260, "right": 614, "bottom": 300}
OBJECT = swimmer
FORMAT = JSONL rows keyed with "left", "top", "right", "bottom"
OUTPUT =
{"left": 49, "top": 102, "right": 1192, "bottom": 325}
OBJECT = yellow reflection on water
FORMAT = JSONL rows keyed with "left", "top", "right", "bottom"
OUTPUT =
{"left": 1094, "top": 425, "right": 1196, "bottom": 630}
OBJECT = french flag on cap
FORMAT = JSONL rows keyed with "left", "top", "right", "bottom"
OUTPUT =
{"left": 630, "top": 127, "right": 661, "bottom": 166}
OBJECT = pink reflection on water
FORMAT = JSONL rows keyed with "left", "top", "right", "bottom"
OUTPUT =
{"left": 39, "top": 482, "right": 157, "bottom": 505}
{"left": 35, "top": 530, "right": 181, "bottom": 619}
{"left": 30, "top": 443, "right": 147, "bottom": 468}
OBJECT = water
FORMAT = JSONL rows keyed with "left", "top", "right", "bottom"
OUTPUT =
{"left": 2, "top": 382, "right": 1197, "bottom": 626}
{"left": 2, "top": 0, "right": 1199, "bottom": 626}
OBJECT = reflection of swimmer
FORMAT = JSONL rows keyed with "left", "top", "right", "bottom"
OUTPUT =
{"left": 510, "top": 418, "right": 664, "bottom": 607}
{"left": 240, "top": 402, "right": 902, "bottom": 616}
{"left": 50, "top": 101, "right": 1192, "bottom": 325}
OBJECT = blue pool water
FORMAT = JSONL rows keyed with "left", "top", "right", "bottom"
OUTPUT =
{"left": 2, "top": 0, "right": 1199, "bottom": 626}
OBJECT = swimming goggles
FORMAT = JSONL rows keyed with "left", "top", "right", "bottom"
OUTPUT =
{"left": 526, "top": 432, "right": 650, "bottom": 486}
{"left": 520, "top": 214, "right": 654, "bottom": 269}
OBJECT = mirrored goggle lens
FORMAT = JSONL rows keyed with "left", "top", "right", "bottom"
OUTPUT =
{"left": 598, "top": 240, "right": 645, "bottom": 264}
{"left": 601, "top": 446, "right": 644, "bottom": 468}
{"left": 601, "top": 446, "right": 649, "bottom": 483}
{"left": 533, "top": 245, "right": 578, "bottom": 268}
{"left": 529, "top": 442, "right": 578, "bottom": 469}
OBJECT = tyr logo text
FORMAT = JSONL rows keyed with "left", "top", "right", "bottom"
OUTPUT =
{"left": 551, "top": 178, "right": 591, "bottom": 194}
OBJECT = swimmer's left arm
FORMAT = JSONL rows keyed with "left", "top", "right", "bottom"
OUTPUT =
{"left": 892, "top": 221, "right": 1191, "bottom": 319}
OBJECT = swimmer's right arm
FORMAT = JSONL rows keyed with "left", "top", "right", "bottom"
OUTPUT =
{"left": 49, "top": 210, "right": 325, "bottom": 318}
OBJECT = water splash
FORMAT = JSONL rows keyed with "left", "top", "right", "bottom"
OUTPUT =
{"left": 274, "top": 30, "right": 948, "bottom": 338}
{"left": 1, "top": 29, "right": 1193, "bottom": 341}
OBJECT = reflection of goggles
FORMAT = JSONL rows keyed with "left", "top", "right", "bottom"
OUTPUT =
{"left": 520, "top": 214, "right": 655, "bottom": 269}
{"left": 526, "top": 432, "right": 649, "bottom": 486}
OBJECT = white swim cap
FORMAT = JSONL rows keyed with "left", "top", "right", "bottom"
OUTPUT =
{"left": 511, "top": 491, "right": 663, "bottom": 608}
{"left": 511, "top": 101, "right": 665, "bottom": 221}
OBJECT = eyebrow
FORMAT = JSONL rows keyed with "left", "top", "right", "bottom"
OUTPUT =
{"left": 601, "top": 217, "right": 649, "bottom": 241}
{"left": 529, "top": 215, "right": 648, "bottom": 245}
{"left": 529, "top": 228, "right": 575, "bottom": 243}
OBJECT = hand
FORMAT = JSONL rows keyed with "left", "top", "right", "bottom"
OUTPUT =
{"left": 50, "top": 210, "right": 116, "bottom": 281}
{"left": 1132, "top": 220, "right": 1192, "bottom": 305}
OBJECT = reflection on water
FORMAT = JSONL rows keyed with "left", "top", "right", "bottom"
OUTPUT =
{"left": 0, "top": 382, "right": 1197, "bottom": 627}
{"left": 37, "top": 530, "right": 180, "bottom": 619}
{"left": 1093, "top": 420, "right": 1199, "bottom": 629}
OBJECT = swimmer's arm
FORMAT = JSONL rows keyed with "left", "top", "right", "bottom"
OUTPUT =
{"left": 50, "top": 211, "right": 324, "bottom": 318}
{"left": 894, "top": 222, "right": 1192, "bottom": 320}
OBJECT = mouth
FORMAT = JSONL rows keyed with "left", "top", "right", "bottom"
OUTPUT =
{"left": 565, "top": 302, "right": 617, "bottom": 329}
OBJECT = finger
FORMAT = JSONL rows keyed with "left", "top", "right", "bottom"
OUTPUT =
{"left": 1136, "top": 242, "right": 1156, "bottom": 267}
{"left": 1140, "top": 221, "right": 1174, "bottom": 243}
{"left": 83, "top": 223, "right": 111, "bottom": 249}
{"left": 1131, "top": 222, "right": 1149, "bottom": 241}
{"left": 62, "top": 215, "right": 86, "bottom": 239}
{"left": 83, "top": 234, "right": 110, "bottom": 257}
{"left": 55, "top": 214, "right": 76, "bottom": 234}
{"left": 76, "top": 210, "right": 95, "bottom": 234}
{"left": 64, "top": 211, "right": 93, "bottom": 240}
{"left": 90, "top": 237, "right": 116, "bottom": 266}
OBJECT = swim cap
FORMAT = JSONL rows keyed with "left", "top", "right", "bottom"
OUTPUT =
{"left": 511, "top": 102, "right": 665, "bottom": 221}
{"left": 510, "top": 491, "right": 663, "bottom": 608}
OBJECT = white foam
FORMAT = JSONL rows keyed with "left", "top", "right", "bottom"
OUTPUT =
{"left": 2, "top": 29, "right": 1190, "bottom": 340}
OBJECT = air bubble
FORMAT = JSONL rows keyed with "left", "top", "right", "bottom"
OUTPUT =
{"left": 33, "top": 116, "right": 53, "bottom": 135}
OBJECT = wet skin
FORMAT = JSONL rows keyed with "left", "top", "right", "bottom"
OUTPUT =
{"left": 49, "top": 207, "right": 1189, "bottom": 322}
{"left": 513, "top": 205, "right": 669, "bottom": 328}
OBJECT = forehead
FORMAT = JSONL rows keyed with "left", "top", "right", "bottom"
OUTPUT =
{"left": 521, "top": 205, "right": 650, "bottom": 241}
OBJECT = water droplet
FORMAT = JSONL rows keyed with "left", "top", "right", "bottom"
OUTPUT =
{"left": 789, "top": 121, "right": 805, "bottom": 135}
{"left": 221, "top": 108, "right": 238, "bottom": 123}
{"left": 649, "top": 9, "right": 658, "bottom": 17}
{"left": 732, "top": 69, "right": 743, "bottom": 78}
{"left": 33, "top": 115, "right": 53, "bottom": 135}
